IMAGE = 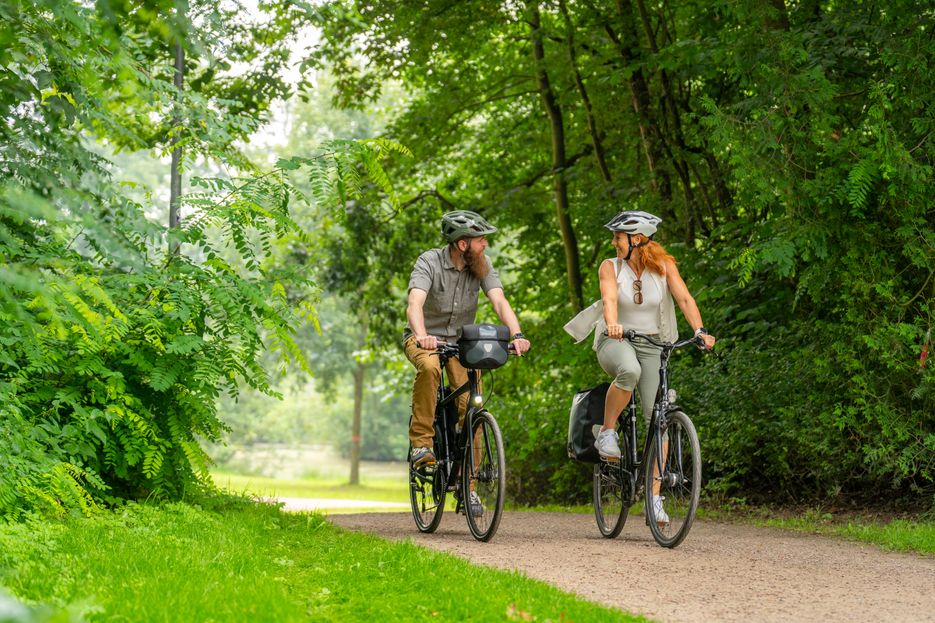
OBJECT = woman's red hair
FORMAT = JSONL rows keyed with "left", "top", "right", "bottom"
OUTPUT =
{"left": 640, "top": 240, "right": 676, "bottom": 276}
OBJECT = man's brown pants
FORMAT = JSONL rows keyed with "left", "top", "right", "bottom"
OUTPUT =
{"left": 404, "top": 336, "right": 481, "bottom": 448}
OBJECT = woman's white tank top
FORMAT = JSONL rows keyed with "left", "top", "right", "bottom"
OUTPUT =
{"left": 613, "top": 258, "right": 663, "bottom": 334}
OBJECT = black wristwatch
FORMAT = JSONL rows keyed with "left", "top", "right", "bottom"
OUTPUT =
{"left": 694, "top": 327, "right": 708, "bottom": 336}
{"left": 511, "top": 332, "right": 526, "bottom": 340}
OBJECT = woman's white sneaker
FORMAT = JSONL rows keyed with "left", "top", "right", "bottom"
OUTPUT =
{"left": 594, "top": 428, "right": 621, "bottom": 461}
{"left": 652, "top": 495, "right": 670, "bottom": 526}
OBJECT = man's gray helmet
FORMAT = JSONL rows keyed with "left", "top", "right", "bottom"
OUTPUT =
{"left": 604, "top": 210, "right": 662, "bottom": 238}
{"left": 441, "top": 210, "right": 498, "bottom": 242}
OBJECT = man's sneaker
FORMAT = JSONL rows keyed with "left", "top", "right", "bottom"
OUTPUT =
{"left": 468, "top": 490, "right": 484, "bottom": 517}
{"left": 594, "top": 427, "right": 621, "bottom": 461}
{"left": 410, "top": 447, "right": 436, "bottom": 467}
{"left": 652, "top": 495, "right": 670, "bottom": 526}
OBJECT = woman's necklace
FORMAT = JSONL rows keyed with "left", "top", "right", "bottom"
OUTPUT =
{"left": 627, "top": 258, "right": 644, "bottom": 279}
{"left": 624, "top": 251, "right": 646, "bottom": 305}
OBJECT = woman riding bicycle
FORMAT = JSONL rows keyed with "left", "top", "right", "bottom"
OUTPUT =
{"left": 567, "top": 210, "right": 716, "bottom": 521}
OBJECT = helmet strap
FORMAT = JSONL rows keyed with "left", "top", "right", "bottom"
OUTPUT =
{"left": 622, "top": 235, "right": 635, "bottom": 261}
{"left": 623, "top": 234, "right": 651, "bottom": 262}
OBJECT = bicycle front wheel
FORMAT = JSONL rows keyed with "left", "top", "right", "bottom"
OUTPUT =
{"left": 644, "top": 410, "right": 701, "bottom": 548}
{"left": 409, "top": 444, "right": 446, "bottom": 533}
{"left": 593, "top": 459, "right": 630, "bottom": 538}
{"left": 462, "top": 410, "right": 505, "bottom": 542}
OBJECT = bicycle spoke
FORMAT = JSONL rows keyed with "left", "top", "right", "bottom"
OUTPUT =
{"left": 463, "top": 411, "right": 505, "bottom": 542}
{"left": 593, "top": 459, "right": 630, "bottom": 538}
{"left": 409, "top": 455, "right": 445, "bottom": 533}
{"left": 645, "top": 411, "right": 701, "bottom": 548}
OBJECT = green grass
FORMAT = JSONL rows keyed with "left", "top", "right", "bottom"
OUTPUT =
{"left": 507, "top": 503, "right": 593, "bottom": 513}
{"left": 213, "top": 471, "right": 408, "bottom": 504}
{"left": 700, "top": 500, "right": 935, "bottom": 555}
{"left": 0, "top": 500, "right": 646, "bottom": 622}
{"left": 836, "top": 519, "right": 935, "bottom": 553}
{"left": 757, "top": 514, "right": 935, "bottom": 555}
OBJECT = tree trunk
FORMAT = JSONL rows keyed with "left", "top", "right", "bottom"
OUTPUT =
{"left": 764, "top": 0, "right": 790, "bottom": 31}
{"left": 529, "top": 2, "right": 583, "bottom": 312}
{"left": 558, "top": 0, "right": 612, "bottom": 184}
{"left": 704, "top": 150, "right": 731, "bottom": 219}
{"left": 349, "top": 313, "right": 367, "bottom": 485}
{"left": 634, "top": 0, "right": 703, "bottom": 242}
{"left": 169, "top": 38, "right": 183, "bottom": 254}
{"left": 350, "top": 359, "right": 363, "bottom": 485}
{"left": 605, "top": 0, "right": 673, "bottom": 209}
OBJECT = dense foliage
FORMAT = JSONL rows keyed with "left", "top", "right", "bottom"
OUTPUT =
{"left": 2, "top": 0, "right": 932, "bottom": 517}
{"left": 309, "top": 0, "right": 935, "bottom": 509}
{"left": 0, "top": 0, "right": 403, "bottom": 518}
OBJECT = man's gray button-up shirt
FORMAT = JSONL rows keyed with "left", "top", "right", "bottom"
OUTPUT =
{"left": 404, "top": 246, "right": 502, "bottom": 343}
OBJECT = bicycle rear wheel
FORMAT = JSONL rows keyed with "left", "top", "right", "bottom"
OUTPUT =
{"left": 593, "top": 459, "right": 630, "bottom": 538}
{"left": 462, "top": 410, "right": 505, "bottom": 542}
{"left": 409, "top": 444, "right": 446, "bottom": 533}
{"left": 644, "top": 410, "right": 701, "bottom": 548}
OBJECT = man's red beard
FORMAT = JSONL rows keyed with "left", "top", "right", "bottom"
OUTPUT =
{"left": 463, "top": 246, "right": 490, "bottom": 280}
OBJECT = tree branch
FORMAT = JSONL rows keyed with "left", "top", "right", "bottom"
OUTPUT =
{"left": 515, "top": 145, "right": 594, "bottom": 190}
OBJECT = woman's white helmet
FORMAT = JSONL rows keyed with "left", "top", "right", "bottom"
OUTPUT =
{"left": 604, "top": 210, "right": 662, "bottom": 238}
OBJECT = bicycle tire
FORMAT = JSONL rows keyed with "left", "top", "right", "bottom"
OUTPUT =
{"left": 409, "top": 442, "right": 446, "bottom": 533}
{"left": 644, "top": 410, "right": 701, "bottom": 548}
{"left": 593, "top": 458, "right": 630, "bottom": 538}
{"left": 462, "top": 410, "right": 505, "bottom": 542}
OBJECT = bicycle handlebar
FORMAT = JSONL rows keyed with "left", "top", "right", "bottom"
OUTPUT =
{"left": 626, "top": 330, "right": 703, "bottom": 350}
{"left": 601, "top": 329, "right": 712, "bottom": 352}
{"left": 428, "top": 341, "right": 519, "bottom": 354}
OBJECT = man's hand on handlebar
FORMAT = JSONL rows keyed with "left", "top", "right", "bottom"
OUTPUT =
{"left": 416, "top": 335, "right": 438, "bottom": 350}
{"left": 698, "top": 333, "right": 716, "bottom": 351}
{"left": 511, "top": 337, "right": 531, "bottom": 356}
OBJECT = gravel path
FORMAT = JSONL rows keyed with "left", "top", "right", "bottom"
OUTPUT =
{"left": 330, "top": 510, "right": 935, "bottom": 623}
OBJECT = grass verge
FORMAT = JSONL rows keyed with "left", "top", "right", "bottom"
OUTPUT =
{"left": 506, "top": 503, "right": 593, "bottom": 513}
{"left": 0, "top": 499, "right": 646, "bottom": 622}
{"left": 213, "top": 471, "right": 408, "bottom": 503}
{"left": 758, "top": 514, "right": 935, "bottom": 555}
{"left": 700, "top": 501, "right": 935, "bottom": 555}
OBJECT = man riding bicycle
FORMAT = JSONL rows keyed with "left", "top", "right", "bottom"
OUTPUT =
{"left": 404, "top": 210, "right": 531, "bottom": 477}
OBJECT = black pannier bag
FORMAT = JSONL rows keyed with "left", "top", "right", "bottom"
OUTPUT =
{"left": 567, "top": 383, "right": 609, "bottom": 463}
{"left": 458, "top": 323, "right": 510, "bottom": 369}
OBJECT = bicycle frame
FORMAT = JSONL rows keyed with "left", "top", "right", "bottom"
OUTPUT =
{"left": 433, "top": 351, "right": 486, "bottom": 513}
{"left": 620, "top": 332, "right": 699, "bottom": 503}
{"left": 592, "top": 329, "right": 706, "bottom": 546}
{"left": 409, "top": 331, "right": 515, "bottom": 541}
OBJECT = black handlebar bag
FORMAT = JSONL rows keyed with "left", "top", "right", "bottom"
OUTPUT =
{"left": 458, "top": 323, "right": 510, "bottom": 370}
{"left": 567, "top": 382, "right": 610, "bottom": 463}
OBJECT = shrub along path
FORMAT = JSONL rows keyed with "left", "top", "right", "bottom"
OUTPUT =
{"left": 331, "top": 511, "right": 935, "bottom": 623}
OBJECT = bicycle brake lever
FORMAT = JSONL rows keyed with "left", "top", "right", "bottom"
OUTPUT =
{"left": 696, "top": 340, "right": 722, "bottom": 359}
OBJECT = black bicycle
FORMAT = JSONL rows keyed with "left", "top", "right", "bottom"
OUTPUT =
{"left": 409, "top": 324, "right": 516, "bottom": 542}
{"left": 593, "top": 329, "right": 706, "bottom": 548}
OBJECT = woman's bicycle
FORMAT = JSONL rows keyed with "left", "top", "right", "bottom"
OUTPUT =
{"left": 409, "top": 324, "right": 516, "bottom": 542}
{"left": 593, "top": 329, "right": 707, "bottom": 548}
